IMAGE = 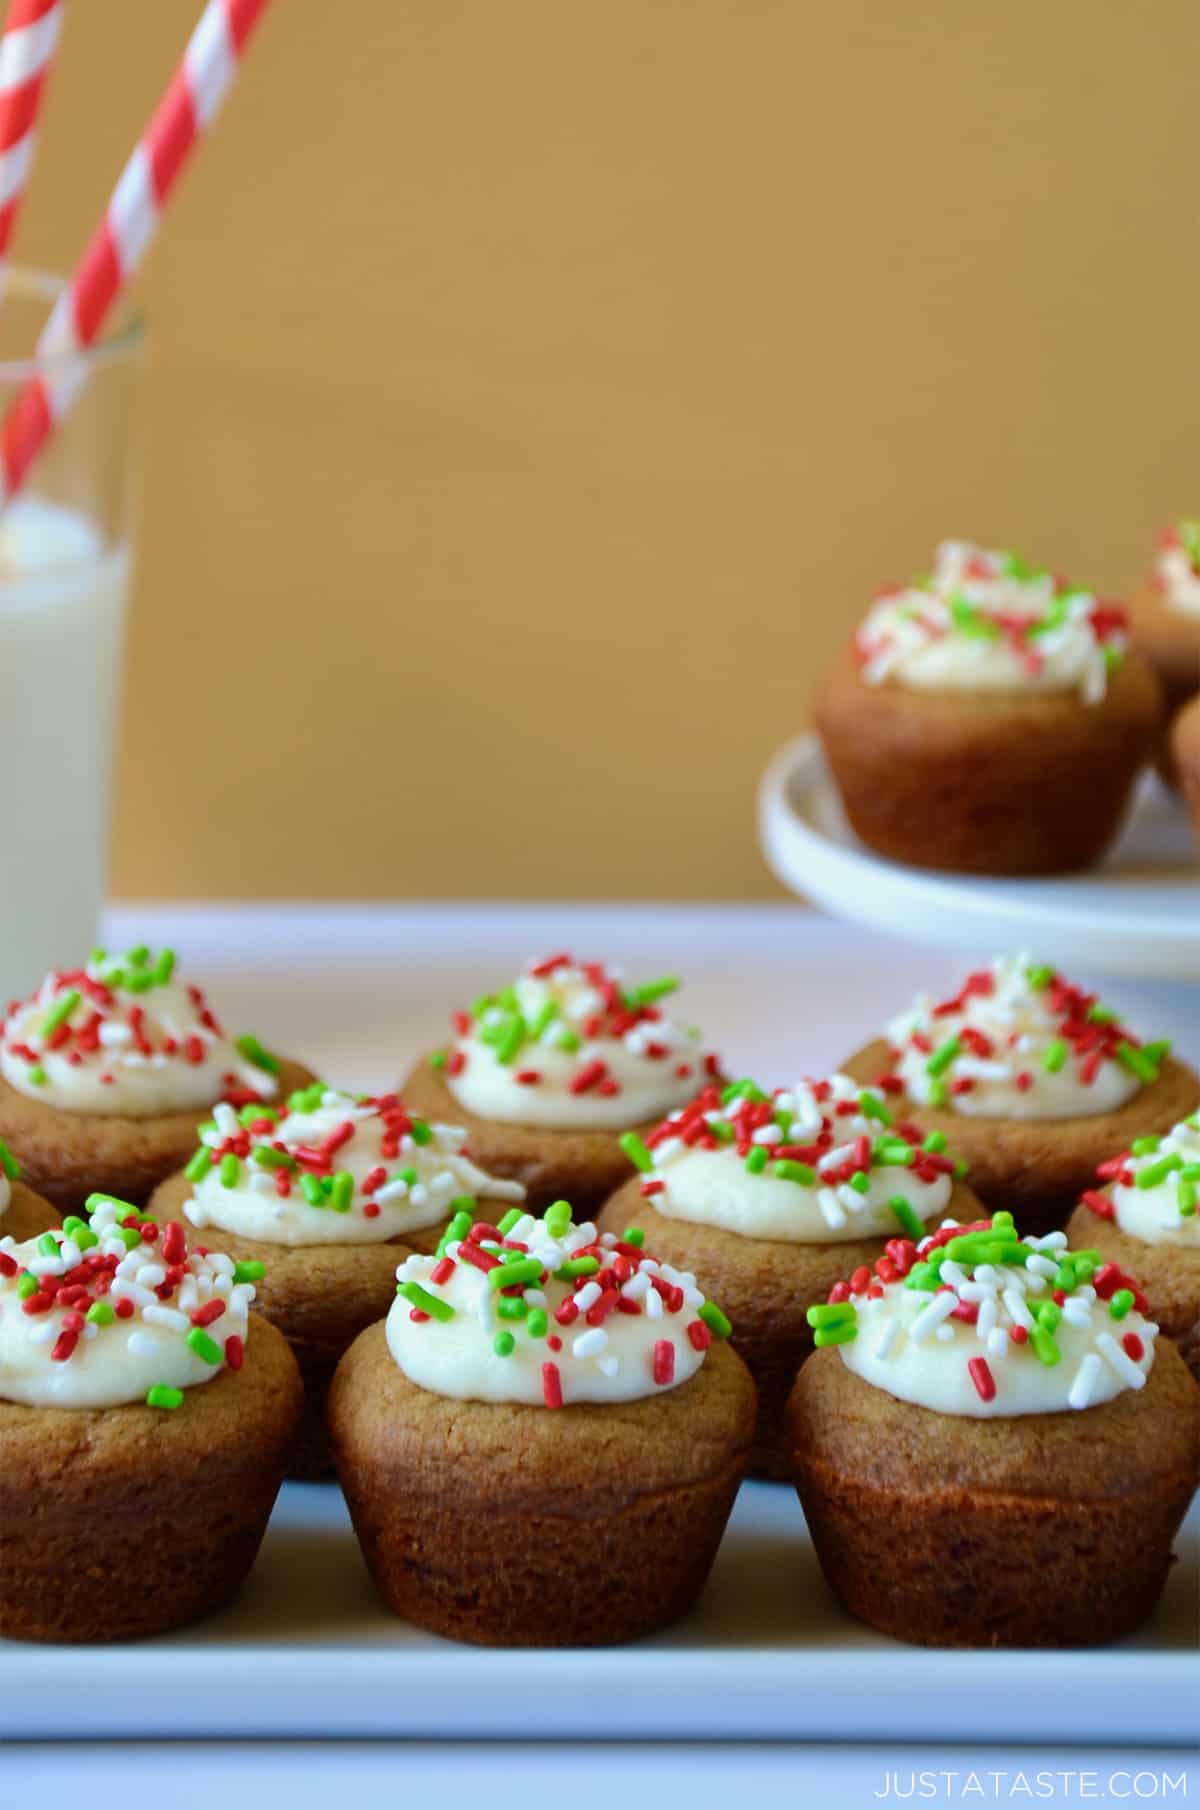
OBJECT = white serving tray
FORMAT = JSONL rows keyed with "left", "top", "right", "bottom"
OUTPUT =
{"left": 3, "top": 1480, "right": 1197, "bottom": 1744}
{"left": 758, "top": 735, "right": 1200, "bottom": 980}
{"left": 1, "top": 906, "right": 1196, "bottom": 1745}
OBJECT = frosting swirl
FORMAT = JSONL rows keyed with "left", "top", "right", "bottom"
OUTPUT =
{"left": 386, "top": 1199, "right": 731, "bottom": 1406}
{"left": 183, "top": 1084, "right": 524, "bottom": 1246}
{"left": 436, "top": 954, "right": 717, "bottom": 1130}
{"left": 1080, "top": 1114, "right": 1200, "bottom": 1251}
{"left": 0, "top": 1193, "right": 259, "bottom": 1408}
{"left": 630, "top": 1073, "right": 958, "bottom": 1243}
{"left": 878, "top": 955, "right": 1165, "bottom": 1121}
{"left": 1155, "top": 521, "right": 1200, "bottom": 620}
{"left": 0, "top": 946, "right": 279, "bottom": 1117}
{"left": 811, "top": 1211, "right": 1158, "bottom": 1417}
{"left": 855, "top": 540, "right": 1127, "bottom": 703}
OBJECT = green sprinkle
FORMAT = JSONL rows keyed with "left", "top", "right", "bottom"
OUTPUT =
{"left": 489, "top": 1257, "right": 543, "bottom": 1290}
{"left": 1109, "top": 1289, "right": 1135, "bottom": 1320}
{"left": 1033, "top": 1299, "right": 1061, "bottom": 1333}
{"left": 146, "top": 1385, "right": 184, "bottom": 1411}
{"left": 428, "top": 1049, "right": 448, "bottom": 1070}
{"left": 710, "top": 1119, "right": 735, "bottom": 1143}
{"left": 745, "top": 1146, "right": 769, "bottom": 1175}
{"left": 330, "top": 1171, "right": 355, "bottom": 1213}
{"left": 288, "top": 1082, "right": 327, "bottom": 1114}
{"left": 807, "top": 1301, "right": 857, "bottom": 1328}
{"left": 624, "top": 975, "right": 680, "bottom": 1007}
{"left": 526, "top": 1309, "right": 549, "bottom": 1338}
{"left": 1042, "top": 1040, "right": 1068, "bottom": 1074}
{"left": 62, "top": 1215, "right": 86, "bottom": 1236}
{"left": 492, "top": 1015, "right": 527, "bottom": 1065}
{"left": 1137, "top": 1155, "right": 1182, "bottom": 1189}
{"left": 398, "top": 1280, "right": 456, "bottom": 1322}
{"left": 698, "top": 1300, "right": 732, "bottom": 1339}
{"left": 41, "top": 987, "right": 80, "bottom": 1036}
{"left": 857, "top": 1090, "right": 892, "bottom": 1126}
{"left": 926, "top": 1036, "right": 961, "bottom": 1079}
{"left": 1115, "top": 1041, "right": 1161, "bottom": 1085}
{"left": 232, "top": 1261, "right": 266, "bottom": 1284}
{"left": 127, "top": 945, "right": 150, "bottom": 966}
{"left": 235, "top": 1033, "right": 280, "bottom": 1076}
{"left": 470, "top": 993, "right": 495, "bottom": 1019}
{"left": 86, "top": 1301, "right": 115, "bottom": 1326}
{"left": 17, "top": 1273, "right": 38, "bottom": 1299}
{"left": 497, "top": 1207, "right": 524, "bottom": 1236}
{"left": 556, "top": 1029, "right": 581, "bottom": 1054}
{"left": 921, "top": 1130, "right": 947, "bottom": 1154}
{"left": 85, "top": 1192, "right": 137, "bottom": 1219}
{"left": 927, "top": 1079, "right": 947, "bottom": 1108}
{"left": 904, "top": 1260, "right": 942, "bottom": 1292}
{"left": 1087, "top": 1003, "right": 1116, "bottom": 1024}
{"left": 219, "top": 1153, "right": 241, "bottom": 1189}
{"left": 0, "top": 1138, "right": 19, "bottom": 1182}
{"left": 721, "top": 1078, "right": 768, "bottom": 1105}
{"left": 544, "top": 1200, "right": 572, "bottom": 1239}
{"left": 949, "top": 593, "right": 1000, "bottom": 639}
{"left": 439, "top": 1209, "right": 473, "bottom": 1255}
{"left": 497, "top": 1296, "right": 528, "bottom": 1320}
{"left": 186, "top": 1327, "right": 223, "bottom": 1366}
{"left": 36, "top": 1232, "right": 59, "bottom": 1257}
{"left": 528, "top": 1000, "right": 558, "bottom": 1039}
{"left": 399, "top": 1168, "right": 421, "bottom": 1188}
{"left": 493, "top": 1331, "right": 516, "bottom": 1356}
{"left": 560, "top": 1255, "right": 599, "bottom": 1278}
{"left": 1029, "top": 1324, "right": 1061, "bottom": 1367}
{"left": 1131, "top": 1136, "right": 1162, "bottom": 1157}
{"left": 253, "top": 1146, "right": 296, "bottom": 1171}
{"left": 889, "top": 1195, "right": 926, "bottom": 1241}
{"left": 874, "top": 1139, "right": 915, "bottom": 1167}
{"left": 1026, "top": 964, "right": 1054, "bottom": 990}
{"left": 151, "top": 948, "right": 176, "bottom": 985}
{"left": 28, "top": 1065, "right": 46, "bottom": 1086}
{"left": 812, "top": 1320, "right": 858, "bottom": 1348}
{"left": 409, "top": 1118, "right": 433, "bottom": 1147}
{"left": 774, "top": 1158, "right": 815, "bottom": 1186}
{"left": 848, "top": 1170, "right": 871, "bottom": 1194}
{"left": 622, "top": 1226, "right": 645, "bottom": 1247}
{"left": 1178, "top": 1179, "right": 1197, "bottom": 1217}
{"left": 183, "top": 1146, "right": 214, "bottom": 1182}
{"left": 619, "top": 1132, "right": 654, "bottom": 1174}
{"left": 300, "top": 1174, "right": 326, "bottom": 1207}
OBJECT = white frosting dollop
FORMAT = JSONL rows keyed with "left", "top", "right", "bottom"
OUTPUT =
{"left": 882, "top": 954, "right": 1160, "bottom": 1121}
{"left": 443, "top": 956, "right": 714, "bottom": 1130}
{"left": 183, "top": 1086, "right": 524, "bottom": 1246}
{"left": 823, "top": 1214, "right": 1158, "bottom": 1418}
{"left": 0, "top": 1195, "right": 257, "bottom": 1408}
{"left": 1156, "top": 527, "right": 1200, "bottom": 620}
{"left": 856, "top": 540, "right": 1126, "bottom": 704}
{"left": 638, "top": 1074, "right": 954, "bottom": 1243}
{"left": 0, "top": 947, "right": 279, "bottom": 1117}
{"left": 387, "top": 1205, "right": 728, "bottom": 1406}
{"left": 1105, "top": 1115, "right": 1200, "bottom": 1251}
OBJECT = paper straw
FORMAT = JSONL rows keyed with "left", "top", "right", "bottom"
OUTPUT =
{"left": 0, "top": 0, "right": 64, "bottom": 280}
{"left": 0, "top": 0, "right": 272, "bottom": 503}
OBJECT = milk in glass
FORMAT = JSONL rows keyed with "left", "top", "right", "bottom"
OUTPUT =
{"left": 0, "top": 496, "right": 130, "bottom": 1002}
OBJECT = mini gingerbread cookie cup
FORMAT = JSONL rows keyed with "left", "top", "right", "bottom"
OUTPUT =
{"left": 0, "top": 1195, "right": 302, "bottom": 1643}
{"left": 329, "top": 1201, "right": 755, "bottom": 1646}
{"left": 401, "top": 954, "right": 721, "bottom": 1215}
{"left": 815, "top": 540, "right": 1161, "bottom": 876}
{"left": 842, "top": 957, "right": 1199, "bottom": 1237}
{"left": 1067, "top": 1113, "right": 1200, "bottom": 1385}
{"left": 0, "top": 945, "right": 314, "bottom": 1214}
{"left": 786, "top": 1214, "right": 1200, "bottom": 1647}
{"left": 596, "top": 1073, "right": 980, "bottom": 1479}
{"left": 149, "top": 1084, "right": 525, "bottom": 1479}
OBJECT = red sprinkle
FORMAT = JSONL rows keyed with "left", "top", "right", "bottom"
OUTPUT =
{"left": 652, "top": 1340, "right": 675, "bottom": 1386}
{"left": 1122, "top": 1332, "right": 1145, "bottom": 1361}
{"left": 224, "top": 1334, "right": 245, "bottom": 1371}
{"left": 542, "top": 1362, "right": 563, "bottom": 1409}
{"left": 967, "top": 1356, "right": 996, "bottom": 1402}
{"left": 687, "top": 1319, "right": 712, "bottom": 1351}
{"left": 1080, "top": 1189, "right": 1115, "bottom": 1220}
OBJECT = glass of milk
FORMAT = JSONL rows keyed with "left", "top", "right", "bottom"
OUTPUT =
{"left": 0, "top": 269, "right": 142, "bottom": 1005}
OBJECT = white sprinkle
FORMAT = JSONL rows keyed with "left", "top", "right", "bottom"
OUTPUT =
{"left": 597, "top": 1355, "right": 620, "bottom": 1377}
{"left": 143, "top": 1304, "right": 189, "bottom": 1332}
{"left": 1003, "top": 1288, "right": 1033, "bottom": 1330}
{"left": 909, "top": 1291, "right": 958, "bottom": 1342}
{"left": 573, "top": 1281, "right": 602, "bottom": 1312}
{"left": 817, "top": 1188, "right": 847, "bottom": 1230}
{"left": 572, "top": 1328, "right": 609, "bottom": 1359}
{"left": 875, "top": 1319, "right": 902, "bottom": 1361}
{"left": 126, "top": 1330, "right": 160, "bottom": 1358}
{"left": 1095, "top": 1332, "right": 1148, "bottom": 1390}
{"left": 986, "top": 1327, "right": 1009, "bottom": 1360}
{"left": 645, "top": 1287, "right": 664, "bottom": 1320}
{"left": 1068, "top": 1352, "right": 1103, "bottom": 1410}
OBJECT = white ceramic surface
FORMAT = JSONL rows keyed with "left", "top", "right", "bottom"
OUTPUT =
{"left": 758, "top": 735, "right": 1200, "bottom": 979}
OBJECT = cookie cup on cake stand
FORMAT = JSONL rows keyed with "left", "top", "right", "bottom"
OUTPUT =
{"left": 149, "top": 1083, "right": 525, "bottom": 1479}
{"left": 0, "top": 1137, "right": 59, "bottom": 1239}
{"left": 842, "top": 955, "right": 1199, "bottom": 1237}
{"left": 0, "top": 944, "right": 314, "bottom": 1215}
{"left": 401, "top": 954, "right": 721, "bottom": 1216}
{"left": 1126, "top": 522, "right": 1200, "bottom": 782}
{"left": 329, "top": 1200, "right": 755, "bottom": 1646}
{"left": 0, "top": 1194, "right": 302, "bottom": 1642}
{"left": 815, "top": 540, "right": 1161, "bottom": 875}
{"left": 1067, "top": 1111, "right": 1200, "bottom": 1385}
{"left": 785, "top": 1211, "right": 1200, "bottom": 1647}
{"left": 596, "top": 1072, "right": 980, "bottom": 1479}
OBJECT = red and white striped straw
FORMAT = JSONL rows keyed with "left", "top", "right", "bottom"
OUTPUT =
{"left": 0, "top": 0, "right": 272, "bottom": 504}
{"left": 0, "top": 0, "right": 64, "bottom": 282}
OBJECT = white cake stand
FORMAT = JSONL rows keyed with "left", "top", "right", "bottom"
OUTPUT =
{"left": 757, "top": 734, "right": 1200, "bottom": 979}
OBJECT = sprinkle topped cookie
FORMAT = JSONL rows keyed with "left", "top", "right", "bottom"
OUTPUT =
{"left": 432, "top": 954, "right": 718, "bottom": 1130}
{"left": 630, "top": 1073, "right": 961, "bottom": 1243}
{"left": 1080, "top": 1112, "right": 1200, "bottom": 1251}
{"left": 0, "top": 947, "right": 279, "bottom": 1116}
{"left": 808, "top": 1210, "right": 1157, "bottom": 1417}
{"left": 1155, "top": 520, "right": 1200, "bottom": 619}
{"left": 387, "top": 1200, "right": 731, "bottom": 1406}
{"left": 880, "top": 955, "right": 1166, "bottom": 1121}
{"left": 855, "top": 540, "right": 1127, "bottom": 703}
{"left": 0, "top": 1192, "right": 259, "bottom": 1408}
{"left": 182, "top": 1084, "right": 524, "bottom": 1246}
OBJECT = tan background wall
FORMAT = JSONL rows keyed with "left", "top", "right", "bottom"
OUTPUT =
{"left": 19, "top": 0, "right": 1199, "bottom": 900}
